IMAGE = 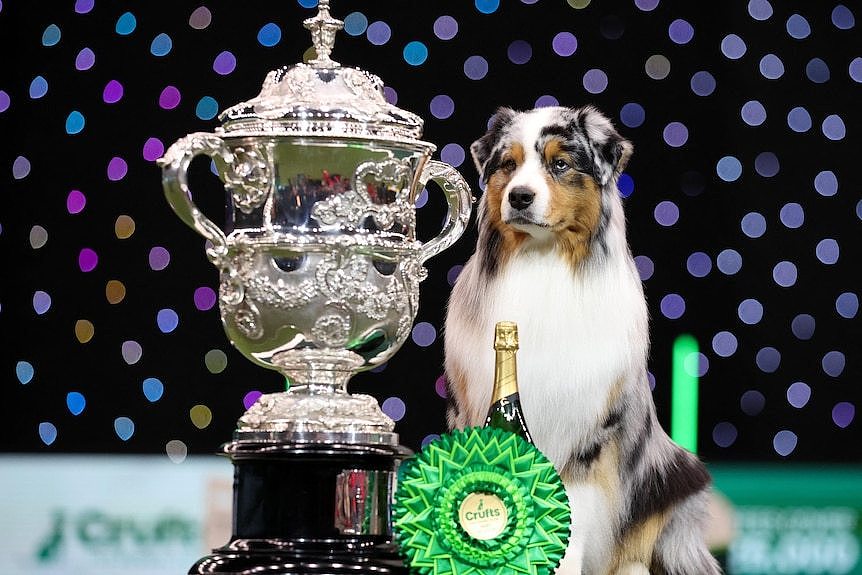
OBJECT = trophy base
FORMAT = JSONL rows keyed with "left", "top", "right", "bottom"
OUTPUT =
{"left": 189, "top": 432, "right": 411, "bottom": 575}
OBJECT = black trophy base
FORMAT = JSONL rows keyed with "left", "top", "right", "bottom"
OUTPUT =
{"left": 189, "top": 436, "right": 411, "bottom": 575}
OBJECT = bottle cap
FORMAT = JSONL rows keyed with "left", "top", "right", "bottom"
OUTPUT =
{"left": 494, "top": 321, "right": 519, "bottom": 351}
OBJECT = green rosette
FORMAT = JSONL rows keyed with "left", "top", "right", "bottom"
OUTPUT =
{"left": 393, "top": 427, "right": 571, "bottom": 575}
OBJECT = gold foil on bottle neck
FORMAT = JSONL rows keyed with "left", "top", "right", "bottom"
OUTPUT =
{"left": 494, "top": 321, "right": 519, "bottom": 351}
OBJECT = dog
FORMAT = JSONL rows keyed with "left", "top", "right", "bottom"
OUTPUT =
{"left": 444, "top": 106, "right": 721, "bottom": 575}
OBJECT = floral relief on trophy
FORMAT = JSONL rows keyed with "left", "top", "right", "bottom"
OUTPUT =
{"left": 222, "top": 145, "right": 271, "bottom": 214}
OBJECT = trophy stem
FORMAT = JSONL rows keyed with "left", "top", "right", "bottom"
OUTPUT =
{"left": 274, "top": 349, "right": 364, "bottom": 395}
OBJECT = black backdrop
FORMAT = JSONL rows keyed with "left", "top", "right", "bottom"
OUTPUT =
{"left": 2, "top": 0, "right": 859, "bottom": 461}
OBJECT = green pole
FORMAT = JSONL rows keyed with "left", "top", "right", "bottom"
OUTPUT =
{"left": 671, "top": 333, "right": 699, "bottom": 454}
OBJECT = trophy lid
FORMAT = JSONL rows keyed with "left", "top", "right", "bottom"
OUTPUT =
{"left": 218, "top": 1, "right": 427, "bottom": 144}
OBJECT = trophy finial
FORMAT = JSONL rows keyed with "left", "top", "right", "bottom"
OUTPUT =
{"left": 303, "top": 0, "right": 344, "bottom": 68}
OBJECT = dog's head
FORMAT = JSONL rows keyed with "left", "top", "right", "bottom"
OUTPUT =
{"left": 471, "top": 106, "right": 632, "bottom": 252}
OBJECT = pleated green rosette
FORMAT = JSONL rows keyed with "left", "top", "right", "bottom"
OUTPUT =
{"left": 393, "top": 427, "right": 571, "bottom": 575}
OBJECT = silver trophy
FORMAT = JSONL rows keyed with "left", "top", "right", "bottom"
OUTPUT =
{"left": 159, "top": 3, "right": 472, "bottom": 572}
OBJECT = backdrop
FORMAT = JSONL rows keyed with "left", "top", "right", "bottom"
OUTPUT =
{"left": 3, "top": 0, "right": 859, "bottom": 461}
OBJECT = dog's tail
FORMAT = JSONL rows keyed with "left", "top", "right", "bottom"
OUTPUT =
{"left": 651, "top": 490, "right": 723, "bottom": 575}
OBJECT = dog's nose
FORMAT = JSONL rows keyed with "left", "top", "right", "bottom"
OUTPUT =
{"left": 508, "top": 187, "right": 534, "bottom": 211}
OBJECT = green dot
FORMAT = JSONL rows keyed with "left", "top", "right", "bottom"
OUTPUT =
{"left": 204, "top": 349, "right": 228, "bottom": 373}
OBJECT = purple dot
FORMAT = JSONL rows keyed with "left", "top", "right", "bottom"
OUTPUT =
{"left": 741, "top": 100, "right": 767, "bottom": 126}
{"left": 690, "top": 71, "right": 716, "bottom": 96}
{"left": 411, "top": 322, "right": 437, "bottom": 347}
{"left": 686, "top": 252, "right": 712, "bottom": 277}
{"left": 194, "top": 286, "right": 217, "bottom": 311}
{"left": 78, "top": 248, "right": 98, "bottom": 272}
{"left": 463, "top": 55, "right": 489, "bottom": 80}
{"left": 0, "top": 90, "right": 9, "bottom": 113}
{"left": 755, "top": 347, "right": 781, "bottom": 373}
{"left": 663, "top": 122, "right": 689, "bottom": 147}
{"left": 647, "top": 371, "right": 656, "bottom": 391}
{"left": 851, "top": 57, "right": 862, "bottom": 82}
{"left": 382, "top": 397, "right": 406, "bottom": 421}
{"left": 75, "top": 47, "right": 95, "bottom": 70}
{"left": 772, "top": 261, "right": 797, "bottom": 287}
{"left": 33, "top": 290, "right": 52, "bottom": 315}
{"left": 831, "top": 5, "right": 856, "bottom": 30}
{"left": 816, "top": 238, "right": 840, "bottom": 264}
{"left": 383, "top": 86, "right": 397, "bottom": 105}
{"left": 738, "top": 298, "right": 763, "bottom": 324}
{"left": 668, "top": 19, "right": 694, "bottom": 44}
{"left": 786, "top": 14, "right": 811, "bottom": 39}
{"left": 721, "top": 34, "right": 747, "bottom": 59}
{"left": 741, "top": 212, "right": 766, "bottom": 238}
{"left": 635, "top": 0, "right": 660, "bottom": 11}
{"left": 814, "top": 170, "right": 838, "bottom": 196}
{"left": 213, "top": 51, "right": 236, "bottom": 75}
{"left": 74, "top": 0, "right": 94, "bottom": 13}
{"left": 787, "top": 107, "right": 812, "bottom": 132}
{"left": 243, "top": 390, "right": 262, "bottom": 410}
{"left": 366, "top": 21, "right": 391, "bottom": 45}
{"left": 433, "top": 15, "right": 458, "bottom": 40}
{"left": 66, "top": 190, "right": 86, "bottom": 214}
{"left": 149, "top": 246, "right": 170, "bottom": 271}
{"left": 440, "top": 143, "right": 465, "bottom": 167}
{"left": 13, "top": 155, "right": 31, "bottom": 179}
{"left": 421, "top": 434, "right": 441, "bottom": 448}
{"left": 535, "top": 95, "right": 560, "bottom": 108}
{"left": 415, "top": 188, "right": 429, "bottom": 209}
{"left": 159, "top": 86, "right": 181, "bottom": 110}
{"left": 122, "top": 340, "right": 143, "bottom": 364}
{"left": 741, "top": 390, "right": 766, "bottom": 415}
{"left": 429, "top": 94, "right": 455, "bottom": 119}
{"left": 103, "top": 80, "right": 124, "bottom": 103}
{"left": 583, "top": 68, "right": 608, "bottom": 94}
{"left": 660, "top": 293, "right": 685, "bottom": 319}
{"left": 759, "top": 54, "right": 785, "bottom": 79}
{"left": 507, "top": 40, "right": 532, "bottom": 64}
{"left": 713, "top": 422, "right": 737, "bottom": 447}
{"left": 773, "top": 430, "right": 797, "bottom": 456}
{"left": 836, "top": 292, "right": 858, "bottom": 318}
{"left": 712, "top": 331, "right": 738, "bottom": 357}
{"left": 786, "top": 382, "right": 811, "bottom": 408}
{"left": 822, "top": 350, "right": 845, "bottom": 377}
{"left": 435, "top": 374, "right": 448, "bottom": 398}
{"left": 717, "top": 249, "right": 742, "bottom": 275}
{"left": 107, "top": 157, "right": 128, "bottom": 181}
{"left": 806, "top": 58, "right": 830, "bottom": 83}
{"left": 791, "top": 313, "right": 815, "bottom": 340}
{"left": 634, "top": 255, "right": 654, "bottom": 281}
{"left": 620, "top": 102, "right": 645, "bottom": 128}
{"left": 748, "top": 0, "right": 773, "bottom": 21}
{"left": 142, "top": 137, "right": 165, "bottom": 162}
{"left": 447, "top": 265, "right": 463, "bottom": 286}
{"left": 822, "top": 114, "right": 846, "bottom": 140}
{"left": 780, "top": 203, "right": 804, "bottom": 228}
{"left": 552, "top": 32, "right": 577, "bottom": 56}
{"left": 654, "top": 200, "right": 679, "bottom": 226}
{"left": 832, "top": 402, "right": 855, "bottom": 428}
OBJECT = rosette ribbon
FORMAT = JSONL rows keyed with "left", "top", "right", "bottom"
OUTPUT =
{"left": 393, "top": 427, "right": 571, "bottom": 575}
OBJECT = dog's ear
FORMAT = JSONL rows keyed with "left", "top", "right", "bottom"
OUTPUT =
{"left": 577, "top": 106, "right": 633, "bottom": 186}
{"left": 471, "top": 107, "right": 516, "bottom": 182}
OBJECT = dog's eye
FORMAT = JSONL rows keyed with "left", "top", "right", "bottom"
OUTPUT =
{"left": 551, "top": 158, "right": 571, "bottom": 174}
{"left": 501, "top": 159, "right": 517, "bottom": 173}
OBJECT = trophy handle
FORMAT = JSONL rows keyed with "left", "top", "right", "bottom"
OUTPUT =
{"left": 418, "top": 160, "right": 473, "bottom": 264}
{"left": 159, "top": 132, "right": 232, "bottom": 263}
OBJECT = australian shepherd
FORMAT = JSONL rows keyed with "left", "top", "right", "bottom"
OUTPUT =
{"left": 444, "top": 106, "right": 721, "bottom": 575}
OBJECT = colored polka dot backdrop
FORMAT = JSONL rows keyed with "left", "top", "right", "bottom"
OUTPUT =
{"left": 1, "top": 1, "right": 859, "bottom": 461}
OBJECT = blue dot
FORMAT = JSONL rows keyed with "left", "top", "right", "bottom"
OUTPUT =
{"left": 806, "top": 58, "right": 830, "bottom": 83}
{"left": 421, "top": 434, "right": 441, "bottom": 448}
{"left": 832, "top": 5, "right": 855, "bottom": 29}
{"left": 65, "top": 111, "right": 85, "bottom": 135}
{"left": 412, "top": 322, "right": 437, "bottom": 347}
{"left": 662, "top": 122, "right": 688, "bottom": 147}
{"left": 716, "top": 156, "right": 742, "bottom": 181}
{"left": 403, "top": 41, "right": 429, "bottom": 66}
{"left": 690, "top": 71, "right": 716, "bottom": 96}
{"left": 738, "top": 298, "right": 764, "bottom": 325}
{"left": 741, "top": 390, "right": 766, "bottom": 416}
{"left": 16, "top": 361, "right": 35, "bottom": 384}
{"left": 257, "top": 23, "right": 282, "bottom": 47}
{"left": 787, "top": 382, "right": 811, "bottom": 408}
{"left": 33, "top": 290, "right": 52, "bottom": 315}
{"left": 441, "top": 143, "right": 465, "bottom": 167}
{"left": 114, "top": 417, "right": 135, "bottom": 441}
{"left": 116, "top": 12, "right": 137, "bottom": 35}
{"left": 583, "top": 68, "right": 608, "bottom": 94}
{"left": 475, "top": 0, "right": 500, "bottom": 14}
{"left": 717, "top": 249, "right": 743, "bottom": 275}
{"left": 366, "top": 21, "right": 391, "bottom": 45}
{"left": 668, "top": 19, "right": 694, "bottom": 44}
{"left": 150, "top": 33, "right": 172, "bottom": 56}
{"left": 713, "top": 422, "right": 738, "bottom": 447}
{"left": 791, "top": 314, "right": 815, "bottom": 340}
{"left": 297, "top": 0, "right": 317, "bottom": 7}
{"left": 712, "top": 331, "right": 738, "bottom": 357}
{"left": 822, "top": 115, "right": 846, "bottom": 140}
{"left": 344, "top": 12, "right": 368, "bottom": 36}
{"left": 42, "top": 24, "right": 61, "bottom": 46}
{"left": 773, "top": 430, "right": 798, "bottom": 457}
{"left": 760, "top": 54, "right": 785, "bottom": 79}
{"left": 620, "top": 102, "right": 645, "bottom": 128}
{"left": 786, "top": 14, "right": 811, "bottom": 38}
{"left": 29, "top": 76, "right": 48, "bottom": 99}
{"left": 721, "top": 34, "right": 746, "bottom": 59}
{"left": 780, "top": 203, "right": 805, "bottom": 228}
{"left": 686, "top": 252, "right": 712, "bottom": 277}
{"left": 814, "top": 170, "right": 838, "bottom": 196}
{"left": 429, "top": 94, "right": 455, "bottom": 119}
{"left": 748, "top": 0, "right": 773, "bottom": 21}
{"left": 381, "top": 397, "right": 406, "bottom": 422}
{"left": 464, "top": 55, "right": 489, "bottom": 80}
{"left": 39, "top": 422, "right": 58, "bottom": 446}
{"left": 617, "top": 173, "right": 634, "bottom": 197}
{"left": 741, "top": 212, "right": 766, "bottom": 238}
{"left": 415, "top": 187, "right": 429, "bottom": 209}
{"left": 787, "top": 106, "right": 812, "bottom": 132}
{"left": 157, "top": 308, "right": 179, "bottom": 333}
{"left": 196, "top": 96, "right": 219, "bottom": 120}
{"left": 741, "top": 100, "right": 767, "bottom": 126}
{"left": 754, "top": 152, "right": 779, "bottom": 177}
{"left": 654, "top": 200, "right": 679, "bottom": 226}
{"left": 773, "top": 261, "right": 797, "bottom": 287}
{"left": 822, "top": 351, "right": 845, "bottom": 377}
{"left": 447, "top": 265, "right": 463, "bottom": 286}
{"left": 660, "top": 293, "right": 686, "bottom": 320}
{"left": 143, "top": 377, "right": 164, "bottom": 402}
{"left": 434, "top": 15, "right": 459, "bottom": 40}
{"left": 508, "top": 40, "right": 533, "bottom": 65}
{"left": 850, "top": 57, "right": 862, "bottom": 82}
{"left": 816, "top": 238, "right": 839, "bottom": 264}
{"left": 836, "top": 292, "right": 859, "bottom": 319}
{"left": 535, "top": 95, "right": 560, "bottom": 108}
{"left": 66, "top": 392, "right": 86, "bottom": 415}
{"left": 634, "top": 255, "right": 654, "bottom": 281}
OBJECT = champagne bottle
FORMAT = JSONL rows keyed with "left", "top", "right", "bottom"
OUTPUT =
{"left": 484, "top": 321, "right": 533, "bottom": 443}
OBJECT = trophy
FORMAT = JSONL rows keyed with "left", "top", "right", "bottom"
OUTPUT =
{"left": 158, "top": 2, "right": 472, "bottom": 572}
